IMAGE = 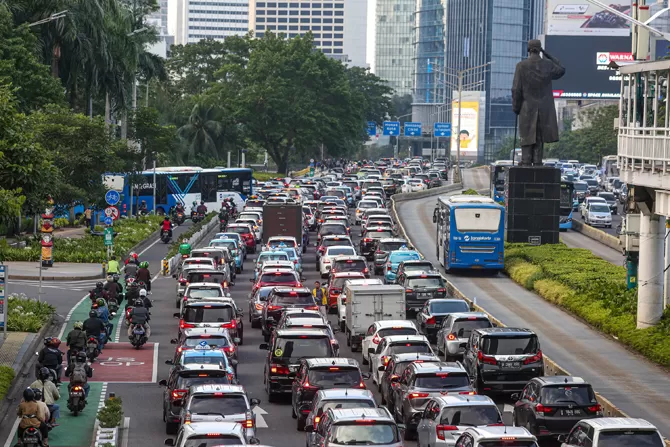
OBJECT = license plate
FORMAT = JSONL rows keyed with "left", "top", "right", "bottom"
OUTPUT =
{"left": 559, "top": 409, "right": 582, "bottom": 417}
{"left": 501, "top": 362, "right": 521, "bottom": 368}
{"left": 23, "top": 437, "right": 39, "bottom": 443}
{"left": 289, "top": 365, "right": 298, "bottom": 372}
{"left": 419, "top": 292, "right": 431, "bottom": 297}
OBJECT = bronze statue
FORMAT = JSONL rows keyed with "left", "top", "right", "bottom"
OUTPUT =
{"left": 512, "top": 40, "right": 565, "bottom": 166}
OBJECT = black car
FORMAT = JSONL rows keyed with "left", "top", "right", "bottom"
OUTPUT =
{"left": 400, "top": 272, "right": 448, "bottom": 317}
{"left": 512, "top": 376, "right": 602, "bottom": 438}
{"left": 379, "top": 353, "right": 440, "bottom": 415}
{"left": 415, "top": 298, "right": 470, "bottom": 342}
{"left": 259, "top": 329, "right": 337, "bottom": 402}
{"left": 359, "top": 226, "right": 395, "bottom": 260}
{"left": 597, "top": 192, "right": 618, "bottom": 215}
{"left": 462, "top": 328, "right": 544, "bottom": 395}
{"left": 372, "top": 238, "right": 407, "bottom": 275}
{"left": 261, "top": 287, "right": 318, "bottom": 342}
{"left": 395, "top": 260, "right": 436, "bottom": 285}
{"left": 380, "top": 179, "right": 397, "bottom": 196}
{"left": 291, "top": 358, "right": 369, "bottom": 430}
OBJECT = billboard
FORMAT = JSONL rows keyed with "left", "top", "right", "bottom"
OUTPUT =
{"left": 546, "top": 0, "right": 631, "bottom": 36}
{"left": 546, "top": 35, "right": 631, "bottom": 99}
{"left": 451, "top": 99, "right": 480, "bottom": 158}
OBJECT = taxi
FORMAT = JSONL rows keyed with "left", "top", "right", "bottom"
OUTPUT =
{"left": 210, "top": 238, "right": 244, "bottom": 273}
{"left": 169, "top": 327, "right": 239, "bottom": 364}
{"left": 276, "top": 245, "right": 303, "bottom": 274}
{"left": 255, "top": 262, "right": 296, "bottom": 282}
{"left": 384, "top": 247, "right": 422, "bottom": 284}
{"left": 266, "top": 236, "right": 300, "bottom": 254}
{"left": 254, "top": 249, "right": 291, "bottom": 280}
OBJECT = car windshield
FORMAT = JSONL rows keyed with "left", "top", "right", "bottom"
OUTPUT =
{"left": 590, "top": 204, "right": 610, "bottom": 213}
{"left": 332, "top": 277, "right": 362, "bottom": 288}
{"left": 259, "top": 253, "right": 290, "bottom": 264}
{"left": 183, "top": 435, "right": 243, "bottom": 447}
{"left": 429, "top": 301, "right": 469, "bottom": 313}
{"left": 541, "top": 385, "right": 597, "bottom": 406}
{"left": 597, "top": 431, "right": 664, "bottom": 446}
{"left": 574, "top": 183, "right": 587, "bottom": 191}
{"left": 328, "top": 247, "right": 356, "bottom": 256}
{"left": 269, "top": 240, "right": 297, "bottom": 248}
{"left": 189, "top": 394, "right": 248, "bottom": 414}
{"left": 260, "top": 272, "right": 297, "bottom": 283}
{"left": 415, "top": 373, "right": 470, "bottom": 388}
{"left": 188, "top": 273, "right": 225, "bottom": 284}
{"left": 368, "top": 231, "right": 392, "bottom": 239}
{"left": 246, "top": 200, "right": 264, "bottom": 208}
{"left": 334, "top": 260, "right": 367, "bottom": 272}
{"left": 379, "top": 242, "right": 405, "bottom": 252}
{"left": 599, "top": 193, "right": 614, "bottom": 201}
{"left": 307, "top": 368, "right": 361, "bottom": 387}
{"left": 331, "top": 423, "right": 399, "bottom": 445}
{"left": 358, "top": 202, "right": 377, "bottom": 209}
{"left": 613, "top": 179, "right": 623, "bottom": 188}
{"left": 391, "top": 252, "right": 420, "bottom": 263}
{"left": 408, "top": 277, "right": 445, "bottom": 288}
{"left": 182, "top": 354, "right": 228, "bottom": 366}
{"left": 274, "top": 293, "right": 314, "bottom": 305}
{"left": 183, "top": 306, "right": 234, "bottom": 323}
{"left": 187, "top": 288, "right": 223, "bottom": 298}
{"left": 184, "top": 337, "right": 230, "bottom": 349}
{"left": 388, "top": 342, "right": 431, "bottom": 354}
{"left": 184, "top": 260, "right": 214, "bottom": 268}
{"left": 272, "top": 337, "right": 332, "bottom": 361}
{"left": 324, "top": 239, "right": 352, "bottom": 248}
{"left": 229, "top": 226, "right": 250, "bottom": 234}
{"left": 377, "top": 328, "right": 417, "bottom": 338}
{"left": 482, "top": 336, "right": 539, "bottom": 355}
{"left": 211, "top": 241, "right": 237, "bottom": 252}
{"left": 452, "top": 319, "right": 492, "bottom": 338}
{"left": 439, "top": 405, "right": 501, "bottom": 426}
{"left": 321, "top": 400, "right": 375, "bottom": 412}
{"left": 403, "top": 263, "right": 434, "bottom": 273}
{"left": 585, "top": 179, "right": 598, "bottom": 186}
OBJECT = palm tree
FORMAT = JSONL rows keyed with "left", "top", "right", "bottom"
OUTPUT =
{"left": 177, "top": 103, "right": 224, "bottom": 162}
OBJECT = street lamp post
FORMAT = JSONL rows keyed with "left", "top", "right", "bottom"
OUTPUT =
{"left": 393, "top": 113, "right": 413, "bottom": 159}
{"left": 28, "top": 10, "right": 68, "bottom": 27}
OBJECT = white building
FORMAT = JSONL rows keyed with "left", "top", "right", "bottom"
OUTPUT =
{"left": 173, "top": 0, "right": 250, "bottom": 45}
{"left": 247, "top": 0, "right": 367, "bottom": 67}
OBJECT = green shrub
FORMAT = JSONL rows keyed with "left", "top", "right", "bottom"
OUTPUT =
{"left": 53, "top": 217, "right": 70, "bottom": 229}
{"left": 504, "top": 243, "right": 670, "bottom": 367}
{"left": 97, "top": 396, "right": 124, "bottom": 428}
{"left": 0, "top": 366, "right": 15, "bottom": 400}
{"left": 253, "top": 172, "right": 281, "bottom": 182}
{"left": 462, "top": 189, "right": 479, "bottom": 195}
{"left": 7, "top": 293, "right": 55, "bottom": 332}
{"left": 166, "top": 212, "right": 217, "bottom": 259}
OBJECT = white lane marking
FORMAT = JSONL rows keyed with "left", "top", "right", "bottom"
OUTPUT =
{"left": 58, "top": 293, "right": 91, "bottom": 339}
{"left": 152, "top": 342, "right": 159, "bottom": 383}
{"left": 137, "top": 237, "right": 162, "bottom": 257}
{"left": 252, "top": 406, "right": 269, "bottom": 428}
{"left": 3, "top": 419, "right": 20, "bottom": 447}
{"left": 99, "top": 382, "right": 109, "bottom": 409}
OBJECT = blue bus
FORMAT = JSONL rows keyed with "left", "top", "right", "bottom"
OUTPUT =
{"left": 103, "top": 167, "right": 253, "bottom": 216}
{"left": 433, "top": 195, "right": 505, "bottom": 272}
{"left": 559, "top": 180, "right": 576, "bottom": 231}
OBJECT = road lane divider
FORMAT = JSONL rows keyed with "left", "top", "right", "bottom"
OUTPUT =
{"left": 572, "top": 218, "right": 622, "bottom": 251}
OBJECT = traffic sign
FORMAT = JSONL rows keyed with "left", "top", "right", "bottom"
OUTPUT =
{"left": 366, "top": 121, "right": 376, "bottom": 136}
{"left": 104, "top": 227, "right": 114, "bottom": 246}
{"left": 434, "top": 122, "right": 452, "bottom": 137}
{"left": 104, "top": 206, "right": 120, "bottom": 221}
{"left": 404, "top": 122, "right": 422, "bottom": 137}
{"left": 105, "top": 190, "right": 120, "bottom": 206}
{"left": 382, "top": 121, "right": 400, "bottom": 136}
{"left": 103, "top": 216, "right": 113, "bottom": 226}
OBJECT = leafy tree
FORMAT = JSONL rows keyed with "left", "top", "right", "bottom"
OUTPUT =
{"left": 166, "top": 39, "right": 231, "bottom": 96}
{"left": 177, "top": 103, "right": 225, "bottom": 162}
{"left": 128, "top": 106, "right": 178, "bottom": 163}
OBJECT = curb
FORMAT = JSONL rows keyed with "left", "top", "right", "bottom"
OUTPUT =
{"left": 8, "top": 273, "right": 105, "bottom": 281}
{"left": 572, "top": 219, "right": 622, "bottom": 252}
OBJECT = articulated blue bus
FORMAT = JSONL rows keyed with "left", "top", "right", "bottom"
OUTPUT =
{"left": 433, "top": 195, "right": 505, "bottom": 272}
{"left": 103, "top": 167, "right": 253, "bottom": 216}
{"left": 559, "top": 180, "right": 576, "bottom": 231}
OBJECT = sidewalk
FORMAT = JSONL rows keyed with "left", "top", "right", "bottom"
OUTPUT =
{"left": 6, "top": 262, "right": 104, "bottom": 281}
{"left": 0, "top": 332, "right": 35, "bottom": 372}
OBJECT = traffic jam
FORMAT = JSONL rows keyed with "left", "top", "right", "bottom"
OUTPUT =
{"left": 160, "top": 160, "right": 665, "bottom": 447}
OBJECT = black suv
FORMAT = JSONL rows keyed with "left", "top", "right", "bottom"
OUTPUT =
{"left": 395, "top": 260, "right": 436, "bottom": 285}
{"left": 372, "top": 238, "right": 408, "bottom": 275}
{"left": 359, "top": 226, "right": 394, "bottom": 260}
{"left": 400, "top": 272, "right": 448, "bottom": 316}
{"left": 463, "top": 328, "right": 544, "bottom": 395}
{"left": 259, "top": 328, "right": 336, "bottom": 402}
{"left": 261, "top": 287, "right": 318, "bottom": 342}
{"left": 415, "top": 298, "right": 470, "bottom": 342}
{"left": 291, "top": 358, "right": 370, "bottom": 431}
{"left": 512, "top": 376, "right": 602, "bottom": 438}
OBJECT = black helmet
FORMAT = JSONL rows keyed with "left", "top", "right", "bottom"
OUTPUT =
{"left": 89, "top": 310, "right": 97, "bottom": 318}
{"left": 134, "top": 299, "right": 144, "bottom": 307}
{"left": 76, "top": 351, "right": 87, "bottom": 362}
{"left": 31, "top": 388, "right": 43, "bottom": 401}
{"left": 23, "top": 388, "right": 35, "bottom": 402}
{"left": 112, "top": 274, "right": 120, "bottom": 282}
{"left": 96, "top": 282, "right": 103, "bottom": 288}
{"left": 38, "top": 367, "right": 51, "bottom": 381}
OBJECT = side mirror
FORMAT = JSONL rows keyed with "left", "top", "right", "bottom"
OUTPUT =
{"left": 172, "top": 312, "right": 180, "bottom": 318}
{"left": 250, "top": 398, "right": 261, "bottom": 407}
{"left": 378, "top": 365, "right": 386, "bottom": 372}
{"left": 361, "top": 373, "right": 371, "bottom": 380}
{"left": 510, "top": 393, "right": 520, "bottom": 401}
{"left": 234, "top": 338, "right": 241, "bottom": 344}
{"left": 164, "top": 439, "right": 175, "bottom": 446}
{"left": 170, "top": 339, "right": 178, "bottom": 344}
{"left": 249, "top": 438, "right": 261, "bottom": 445}
{"left": 305, "top": 425, "right": 314, "bottom": 433}
{"left": 557, "top": 435, "right": 567, "bottom": 443}
{"left": 158, "top": 379, "right": 168, "bottom": 386}
{"left": 165, "top": 360, "right": 174, "bottom": 365}
{"left": 259, "top": 343, "right": 269, "bottom": 350}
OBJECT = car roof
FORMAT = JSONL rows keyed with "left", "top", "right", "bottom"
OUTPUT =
{"left": 391, "top": 353, "right": 440, "bottom": 362}
{"left": 275, "top": 328, "right": 331, "bottom": 337}
{"left": 186, "top": 268, "right": 220, "bottom": 274}
{"left": 410, "top": 361, "right": 466, "bottom": 374}
{"left": 282, "top": 308, "right": 323, "bottom": 317}
{"left": 378, "top": 238, "right": 406, "bottom": 243}
{"left": 332, "top": 255, "right": 366, "bottom": 261}
{"left": 285, "top": 317, "right": 328, "bottom": 327}
{"left": 464, "top": 426, "right": 536, "bottom": 441}
{"left": 476, "top": 327, "right": 535, "bottom": 336}
{"left": 326, "top": 245, "right": 356, "bottom": 251}
{"left": 581, "top": 417, "right": 658, "bottom": 430}
{"left": 448, "top": 312, "right": 490, "bottom": 321}
{"left": 183, "top": 257, "right": 216, "bottom": 263}
{"left": 183, "top": 301, "right": 233, "bottom": 308}
{"left": 182, "top": 421, "right": 245, "bottom": 436}
{"left": 404, "top": 271, "right": 442, "bottom": 278}
{"left": 185, "top": 283, "right": 224, "bottom": 289}
{"left": 535, "top": 375, "right": 589, "bottom": 386}
{"left": 329, "top": 408, "right": 394, "bottom": 423}
{"left": 400, "top": 260, "right": 433, "bottom": 265}
{"left": 271, "top": 287, "right": 310, "bottom": 294}
{"left": 317, "top": 388, "right": 375, "bottom": 400}
{"left": 182, "top": 328, "right": 231, "bottom": 338}
{"left": 433, "top": 394, "right": 496, "bottom": 407}
{"left": 375, "top": 320, "right": 417, "bottom": 329}
{"left": 188, "top": 384, "right": 246, "bottom": 395}
{"left": 305, "top": 358, "right": 359, "bottom": 368}
{"left": 382, "top": 335, "right": 428, "bottom": 343}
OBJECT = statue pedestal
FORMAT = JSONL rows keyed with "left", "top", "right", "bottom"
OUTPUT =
{"left": 505, "top": 166, "right": 561, "bottom": 244}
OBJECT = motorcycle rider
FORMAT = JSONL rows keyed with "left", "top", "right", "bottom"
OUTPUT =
{"left": 124, "top": 252, "right": 139, "bottom": 278}
{"left": 103, "top": 274, "right": 123, "bottom": 305}
{"left": 138, "top": 200, "right": 148, "bottom": 215}
{"left": 66, "top": 351, "right": 93, "bottom": 398}
{"left": 29, "top": 388, "right": 51, "bottom": 428}
{"left": 219, "top": 202, "right": 230, "bottom": 229}
{"left": 226, "top": 197, "right": 237, "bottom": 218}
{"left": 83, "top": 310, "right": 106, "bottom": 352}
{"left": 65, "top": 322, "right": 87, "bottom": 366}
{"left": 135, "top": 261, "right": 151, "bottom": 292}
{"left": 127, "top": 298, "right": 151, "bottom": 339}
{"left": 160, "top": 216, "right": 172, "bottom": 240}
{"left": 16, "top": 388, "right": 49, "bottom": 445}
{"left": 173, "top": 202, "right": 186, "bottom": 221}
{"left": 37, "top": 337, "right": 63, "bottom": 384}
{"left": 138, "top": 288, "right": 153, "bottom": 310}
{"left": 190, "top": 200, "right": 198, "bottom": 219}
{"left": 196, "top": 200, "right": 208, "bottom": 216}
{"left": 30, "top": 367, "right": 61, "bottom": 425}
{"left": 107, "top": 255, "right": 120, "bottom": 275}
{"left": 125, "top": 281, "right": 140, "bottom": 310}
{"left": 95, "top": 298, "right": 112, "bottom": 343}
{"left": 178, "top": 238, "right": 192, "bottom": 257}
{"left": 89, "top": 281, "right": 107, "bottom": 304}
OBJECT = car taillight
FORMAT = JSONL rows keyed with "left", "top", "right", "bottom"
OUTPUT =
{"left": 184, "top": 411, "right": 192, "bottom": 424}
{"left": 364, "top": 238, "right": 372, "bottom": 242}
{"left": 171, "top": 389, "right": 187, "bottom": 400}
{"left": 386, "top": 264, "right": 392, "bottom": 271}
{"left": 426, "top": 317, "right": 436, "bottom": 325}
{"left": 437, "top": 288, "right": 446, "bottom": 294}
{"left": 222, "top": 320, "right": 237, "bottom": 329}
{"left": 306, "top": 306, "right": 319, "bottom": 310}
{"left": 405, "top": 288, "right": 413, "bottom": 294}
{"left": 255, "top": 303, "right": 264, "bottom": 311}
{"left": 303, "top": 380, "right": 318, "bottom": 390}
{"left": 477, "top": 350, "right": 497, "bottom": 365}
{"left": 270, "top": 364, "right": 290, "bottom": 374}
{"left": 382, "top": 356, "right": 390, "bottom": 366}
{"left": 436, "top": 424, "right": 458, "bottom": 440}
{"left": 363, "top": 267, "right": 368, "bottom": 274}
{"left": 523, "top": 350, "right": 542, "bottom": 365}
{"left": 535, "top": 403, "right": 555, "bottom": 416}
{"left": 267, "top": 305, "right": 282, "bottom": 311}
{"left": 179, "top": 279, "right": 187, "bottom": 285}
{"left": 180, "top": 320, "right": 195, "bottom": 329}
{"left": 372, "top": 334, "right": 380, "bottom": 344}
{"left": 409, "top": 392, "right": 429, "bottom": 399}
{"left": 447, "top": 333, "right": 457, "bottom": 341}
{"left": 587, "top": 404, "right": 602, "bottom": 414}
{"left": 359, "top": 381, "right": 366, "bottom": 389}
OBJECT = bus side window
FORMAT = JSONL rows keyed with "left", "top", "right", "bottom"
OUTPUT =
{"left": 433, "top": 208, "right": 439, "bottom": 223}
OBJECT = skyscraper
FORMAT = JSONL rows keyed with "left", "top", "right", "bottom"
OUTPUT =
{"left": 374, "top": 0, "right": 415, "bottom": 95}
{"left": 174, "top": 0, "right": 250, "bottom": 45}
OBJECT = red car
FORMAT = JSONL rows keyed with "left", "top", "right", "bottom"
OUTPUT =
{"left": 327, "top": 272, "right": 365, "bottom": 309}
{"left": 251, "top": 268, "right": 302, "bottom": 293}
{"left": 227, "top": 223, "right": 257, "bottom": 253}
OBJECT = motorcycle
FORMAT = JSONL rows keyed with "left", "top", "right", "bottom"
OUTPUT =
{"left": 85, "top": 337, "right": 99, "bottom": 362}
{"left": 161, "top": 229, "right": 171, "bottom": 244}
{"left": 130, "top": 324, "right": 148, "bottom": 348}
{"left": 108, "top": 298, "right": 119, "bottom": 317}
{"left": 191, "top": 212, "right": 202, "bottom": 224}
{"left": 175, "top": 212, "right": 185, "bottom": 225}
{"left": 124, "top": 306, "right": 133, "bottom": 327}
{"left": 219, "top": 218, "right": 228, "bottom": 232}
{"left": 67, "top": 383, "right": 87, "bottom": 416}
{"left": 18, "top": 426, "right": 43, "bottom": 447}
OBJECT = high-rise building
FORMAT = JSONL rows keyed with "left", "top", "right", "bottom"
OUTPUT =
{"left": 374, "top": 0, "right": 414, "bottom": 95}
{"left": 247, "top": 0, "right": 368, "bottom": 67}
{"left": 174, "top": 0, "right": 250, "bottom": 45}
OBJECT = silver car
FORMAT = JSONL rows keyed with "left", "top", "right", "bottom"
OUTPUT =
{"left": 436, "top": 312, "right": 492, "bottom": 361}
{"left": 306, "top": 407, "right": 403, "bottom": 447}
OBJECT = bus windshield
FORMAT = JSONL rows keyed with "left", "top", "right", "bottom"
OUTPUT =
{"left": 454, "top": 208, "right": 501, "bottom": 233}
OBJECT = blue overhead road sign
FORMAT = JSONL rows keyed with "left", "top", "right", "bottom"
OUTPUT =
{"left": 434, "top": 122, "right": 452, "bottom": 137}
{"left": 366, "top": 121, "right": 377, "bottom": 136}
{"left": 382, "top": 121, "right": 400, "bottom": 136}
{"left": 403, "top": 122, "right": 422, "bottom": 137}
{"left": 105, "top": 190, "right": 120, "bottom": 206}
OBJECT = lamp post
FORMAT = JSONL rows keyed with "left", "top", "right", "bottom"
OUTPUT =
{"left": 392, "top": 113, "right": 413, "bottom": 159}
{"left": 28, "top": 10, "right": 68, "bottom": 27}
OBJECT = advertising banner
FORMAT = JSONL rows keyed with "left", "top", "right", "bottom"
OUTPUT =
{"left": 451, "top": 101, "right": 480, "bottom": 158}
{"left": 546, "top": 0, "right": 631, "bottom": 36}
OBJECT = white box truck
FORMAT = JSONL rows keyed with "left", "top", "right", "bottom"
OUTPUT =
{"left": 345, "top": 284, "right": 405, "bottom": 352}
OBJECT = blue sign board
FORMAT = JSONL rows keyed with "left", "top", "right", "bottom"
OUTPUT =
{"left": 434, "top": 122, "right": 452, "bottom": 137}
{"left": 366, "top": 121, "right": 377, "bottom": 136}
{"left": 382, "top": 121, "right": 400, "bottom": 136}
{"left": 105, "top": 190, "right": 120, "bottom": 206}
{"left": 103, "top": 216, "right": 113, "bottom": 226}
{"left": 404, "top": 122, "right": 422, "bottom": 137}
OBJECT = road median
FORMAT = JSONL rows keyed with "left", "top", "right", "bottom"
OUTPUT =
{"left": 572, "top": 218, "right": 622, "bottom": 251}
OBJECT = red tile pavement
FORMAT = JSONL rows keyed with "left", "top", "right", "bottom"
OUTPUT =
{"left": 63, "top": 342, "right": 157, "bottom": 383}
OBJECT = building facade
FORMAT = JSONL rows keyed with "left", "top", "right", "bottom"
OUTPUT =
{"left": 247, "top": 0, "right": 367, "bottom": 67}
{"left": 174, "top": 0, "right": 250, "bottom": 45}
{"left": 374, "top": 0, "right": 415, "bottom": 95}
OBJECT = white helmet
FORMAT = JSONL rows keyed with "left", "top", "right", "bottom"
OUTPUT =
{"left": 139, "top": 289, "right": 147, "bottom": 297}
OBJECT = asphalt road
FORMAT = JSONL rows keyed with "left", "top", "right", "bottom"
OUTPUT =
{"left": 397, "top": 173, "right": 670, "bottom": 438}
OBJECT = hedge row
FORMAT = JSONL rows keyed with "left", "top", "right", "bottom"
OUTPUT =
{"left": 166, "top": 212, "right": 217, "bottom": 259}
{"left": 0, "top": 366, "right": 15, "bottom": 400}
{"left": 0, "top": 216, "right": 163, "bottom": 263}
{"left": 505, "top": 243, "right": 670, "bottom": 367}
{"left": 6, "top": 293, "right": 55, "bottom": 332}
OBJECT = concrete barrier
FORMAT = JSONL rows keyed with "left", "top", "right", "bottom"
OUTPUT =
{"left": 391, "top": 187, "right": 635, "bottom": 423}
{"left": 572, "top": 219, "right": 622, "bottom": 252}
{"left": 392, "top": 183, "right": 464, "bottom": 203}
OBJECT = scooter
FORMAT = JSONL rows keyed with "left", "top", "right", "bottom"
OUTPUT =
{"left": 67, "top": 383, "right": 87, "bottom": 416}
{"left": 130, "top": 324, "right": 148, "bottom": 348}
{"left": 18, "top": 426, "right": 43, "bottom": 447}
{"left": 85, "top": 337, "right": 100, "bottom": 362}
{"left": 161, "top": 229, "right": 172, "bottom": 244}
{"left": 108, "top": 298, "right": 119, "bottom": 317}
{"left": 219, "top": 218, "right": 228, "bottom": 232}
{"left": 175, "top": 212, "right": 185, "bottom": 225}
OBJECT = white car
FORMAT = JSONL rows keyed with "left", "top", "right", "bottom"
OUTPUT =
{"left": 165, "top": 421, "right": 257, "bottom": 446}
{"left": 319, "top": 245, "right": 357, "bottom": 278}
{"left": 355, "top": 200, "right": 382, "bottom": 224}
{"left": 369, "top": 334, "right": 433, "bottom": 385}
{"left": 361, "top": 320, "right": 419, "bottom": 365}
{"left": 584, "top": 202, "right": 613, "bottom": 228}
{"left": 579, "top": 196, "right": 606, "bottom": 219}
{"left": 560, "top": 418, "right": 663, "bottom": 447}
{"left": 402, "top": 179, "right": 427, "bottom": 193}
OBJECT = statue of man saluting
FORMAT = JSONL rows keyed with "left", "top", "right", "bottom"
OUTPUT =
{"left": 512, "top": 40, "right": 566, "bottom": 166}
